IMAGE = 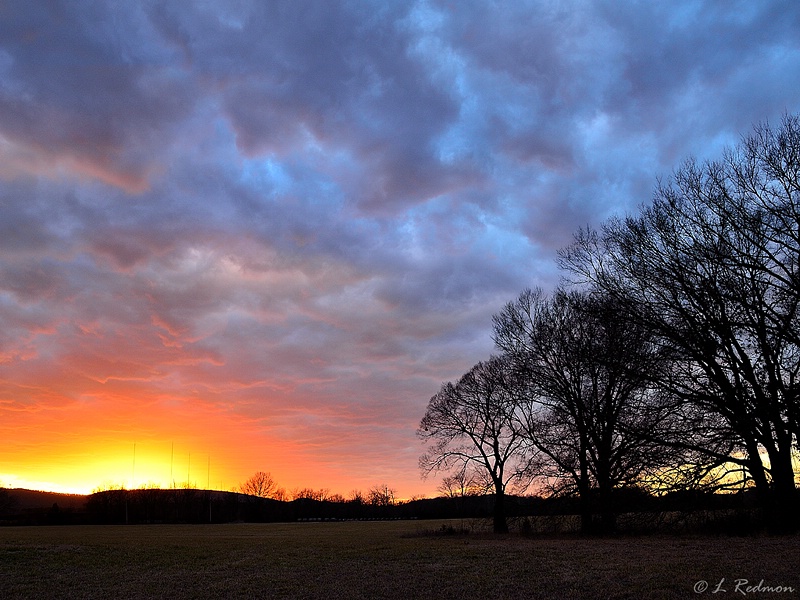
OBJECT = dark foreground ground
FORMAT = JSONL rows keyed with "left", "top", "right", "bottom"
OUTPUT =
{"left": 1, "top": 520, "right": 798, "bottom": 599}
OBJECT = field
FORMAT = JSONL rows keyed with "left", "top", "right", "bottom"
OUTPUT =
{"left": 1, "top": 520, "right": 798, "bottom": 599}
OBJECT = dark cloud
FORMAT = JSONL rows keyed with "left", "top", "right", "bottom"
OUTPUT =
{"left": 0, "top": 2, "right": 195, "bottom": 191}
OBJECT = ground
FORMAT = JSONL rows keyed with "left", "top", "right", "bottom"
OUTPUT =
{"left": 1, "top": 520, "right": 798, "bottom": 599}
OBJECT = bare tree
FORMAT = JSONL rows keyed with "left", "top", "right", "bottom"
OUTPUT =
{"left": 239, "top": 471, "right": 278, "bottom": 499}
{"left": 437, "top": 468, "right": 483, "bottom": 499}
{"left": 419, "top": 355, "right": 533, "bottom": 533}
{"left": 561, "top": 114, "right": 800, "bottom": 531}
{"left": 367, "top": 483, "right": 396, "bottom": 507}
{"left": 271, "top": 487, "right": 289, "bottom": 502}
{"left": 291, "top": 487, "right": 331, "bottom": 502}
{"left": 494, "top": 288, "right": 675, "bottom": 534}
{"left": 348, "top": 489, "right": 365, "bottom": 505}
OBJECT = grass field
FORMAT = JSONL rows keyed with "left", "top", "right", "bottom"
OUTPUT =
{"left": 1, "top": 520, "right": 798, "bottom": 599}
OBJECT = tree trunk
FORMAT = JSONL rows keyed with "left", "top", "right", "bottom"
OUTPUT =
{"left": 744, "top": 438, "right": 771, "bottom": 505}
{"left": 492, "top": 482, "right": 509, "bottom": 534}
{"left": 597, "top": 480, "right": 616, "bottom": 535}
{"left": 765, "top": 444, "right": 799, "bottom": 534}
{"left": 577, "top": 484, "right": 593, "bottom": 535}
{"left": 770, "top": 482, "right": 798, "bottom": 534}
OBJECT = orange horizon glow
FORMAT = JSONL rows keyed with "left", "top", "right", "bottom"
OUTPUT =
{"left": 1, "top": 424, "right": 438, "bottom": 500}
{"left": 0, "top": 382, "right": 441, "bottom": 499}
{"left": 1, "top": 431, "right": 440, "bottom": 499}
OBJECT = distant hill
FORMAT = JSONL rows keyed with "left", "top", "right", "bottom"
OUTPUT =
{"left": 0, "top": 488, "right": 88, "bottom": 525}
{"left": 6, "top": 488, "right": 87, "bottom": 511}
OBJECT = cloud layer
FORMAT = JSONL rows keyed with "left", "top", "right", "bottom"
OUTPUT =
{"left": 1, "top": 0, "right": 799, "bottom": 495}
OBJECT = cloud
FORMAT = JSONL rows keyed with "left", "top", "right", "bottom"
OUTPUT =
{"left": 0, "top": 2, "right": 195, "bottom": 192}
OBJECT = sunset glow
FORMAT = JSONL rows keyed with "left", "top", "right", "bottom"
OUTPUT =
{"left": 1, "top": 2, "right": 798, "bottom": 499}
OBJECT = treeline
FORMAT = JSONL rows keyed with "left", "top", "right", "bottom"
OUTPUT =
{"left": 235, "top": 471, "right": 401, "bottom": 507}
{"left": 0, "top": 485, "right": 765, "bottom": 532}
{"left": 0, "top": 479, "right": 408, "bottom": 526}
{"left": 419, "top": 114, "right": 800, "bottom": 535}
{"left": 86, "top": 488, "right": 416, "bottom": 524}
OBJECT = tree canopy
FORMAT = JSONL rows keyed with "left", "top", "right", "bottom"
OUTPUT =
{"left": 420, "top": 113, "right": 800, "bottom": 534}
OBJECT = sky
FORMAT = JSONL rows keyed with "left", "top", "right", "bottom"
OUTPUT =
{"left": 1, "top": 0, "right": 799, "bottom": 497}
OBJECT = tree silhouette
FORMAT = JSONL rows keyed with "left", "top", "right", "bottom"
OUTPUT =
{"left": 419, "top": 355, "right": 533, "bottom": 533}
{"left": 367, "top": 483, "right": 396, "bottom": 507}
{"left": 494, "top": 287, "right": 675, "bottom": 534}
{"left": 561, "top": 114, "right": 800, "bottom": 532}
{"left": 239, "top": 471, "right": 279, "bottom": 498}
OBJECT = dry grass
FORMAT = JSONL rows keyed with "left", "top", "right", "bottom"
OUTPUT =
{"left": 1, "top": 520, "right": 798, "bottom": 599}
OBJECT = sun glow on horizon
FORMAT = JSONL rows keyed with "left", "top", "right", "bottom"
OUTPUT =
{"left": 0, "top": 473, "right": 90, "bottom": 496}
{"left": 0, "top": 439, "right": 231, "bottom": 495}
{"left": 0, "top": 405, "right": 438, "bottom": 498}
